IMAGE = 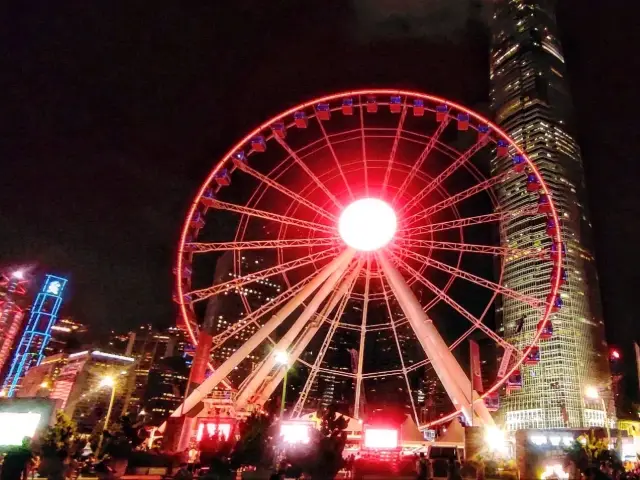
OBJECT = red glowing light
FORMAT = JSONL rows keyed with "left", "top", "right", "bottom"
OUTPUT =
{"left": 363, "top": 428, "right": 399, "bottom": 449}
{"left": 611, "top": 350, "right": 620, "bottom": 360}
{"left": 280, "top": 421, "right": 312, "bottom": 444}
{"left": 339, "top": 198, "right": 397, "bottom": 252}
{"left": 196, "top": 422, "right": 232, "bottom": 442}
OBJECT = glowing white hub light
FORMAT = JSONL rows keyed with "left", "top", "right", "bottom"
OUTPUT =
{"left": 338, "top": 198, "right": 397, "bottom": 251}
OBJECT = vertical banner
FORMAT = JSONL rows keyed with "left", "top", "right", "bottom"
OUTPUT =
{"left": 469, "top": 340, "right": 483, "bottom": 393}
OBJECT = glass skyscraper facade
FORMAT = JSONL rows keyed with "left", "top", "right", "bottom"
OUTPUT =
{"left": 490, "top": 0, "right": 611, "bottom": 429}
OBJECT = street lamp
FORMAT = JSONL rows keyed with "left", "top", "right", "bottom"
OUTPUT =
{"left": 97, "top": 376, "right": 117, "bottom": 454}
{"left": 585, "top": 385, "right": 610, "bottom": 447}
{"left": 275, "top": 351, "right": 289, "bottom": 420}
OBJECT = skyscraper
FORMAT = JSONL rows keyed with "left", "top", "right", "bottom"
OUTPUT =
{"left": 3, "top": 274, "right": 68, "bottom": 397}
{"left": 490, "top": 0, "right": 611, "bottom": 429}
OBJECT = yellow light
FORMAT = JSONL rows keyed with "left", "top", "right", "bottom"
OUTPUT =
{"left": 40, "top": 381, "right": 50, "bottom": 389}
{"left": 485, "top": 426, "right": 507, "bottom": 454}
{"left": 274, "top": 350, "right": 289, "bottom": 366}
{"left": 100, "top": 376, "right": 115, "bottom": 388}
{"left": 584, "top": 385, "right": 599, "bottom": 399}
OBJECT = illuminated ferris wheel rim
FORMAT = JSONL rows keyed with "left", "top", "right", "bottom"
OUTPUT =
{"left": 174, "top": 88, "right": 564, "bottom": 427}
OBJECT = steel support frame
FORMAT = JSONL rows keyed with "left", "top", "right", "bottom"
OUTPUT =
{"left": 377, "top": 251, "right": 494, "bottom": 426}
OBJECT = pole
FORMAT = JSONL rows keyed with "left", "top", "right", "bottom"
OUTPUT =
{"left": 280, "top": 367, "right": 288, "bottom": 420}
{"left": 97, "top": 384, "right": 117, "bottom": 454}
{"left": 601, "top": 397, "right": 610, "bottom": 447}
{"left": 470, "top": 342, "right": 474, "bottom": 428}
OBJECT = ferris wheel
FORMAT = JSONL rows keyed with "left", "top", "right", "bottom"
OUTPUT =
{"left": 170, "top": 89, "right": 563, "bottom": 428}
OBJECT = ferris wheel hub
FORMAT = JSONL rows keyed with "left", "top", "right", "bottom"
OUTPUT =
{"left": 338, "top": 198, "right": 397, "bottom": 251}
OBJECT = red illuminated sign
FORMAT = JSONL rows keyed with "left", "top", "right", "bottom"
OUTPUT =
{"left": 196, "top": 420, "right": 232, "bottom": 442}
{"left": 363, "top": 427, "right": 399, "bottom": 449}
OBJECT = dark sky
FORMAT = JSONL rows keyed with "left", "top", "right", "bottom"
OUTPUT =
{"left": 2, "top": 2, "right": 639, "bottom": 390}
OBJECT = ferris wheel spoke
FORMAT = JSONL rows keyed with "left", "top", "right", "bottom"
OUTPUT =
{"left": 316, "top": 117, "right": 354, "bottom": 201}
{"left": 189, "top": 248, "right": 338, "bottom": 302}
{"left": 398, "top": 247, "right": 544, "bottom": 309}
{"left": 389, "top": 252, "right": 513, "bottom": 352}
{"left": 399, "top": 133, "right": 490, "bottom": 215}
{"left": 381, "top": 102, "right": 408, "bottom": 195}
{"left": 393, "top": 117, "right": 451, "bottom": 204}
{"left": 185, "top": 237, "right": 341, "bottom": 254}
{"left": 379, "top": 270, "right": 421, "bottom": 426}
{"left": 404, "top": 170, "right": 513, "bottom": 228}
{"left": 354, "top": 255, "right": 372, "bottom": 419}
{"left": 274, "top": 136, "right": 343, "bottom": 209}
{"left": 234, "top": 160, "right": 337, "bottom": 222}
{"left": 359, "top": 96, "right": 369, "bottom": 195}
{"left": 397, "top": 238, "right": 545, "bottom": 260}
{"left": 205, "top": 198, "right": 335, "bottom": 235}
{"left": 234, "top": 254, "right": 355, "bottom": 409}
{"left": 292, "top": 264, "right": 360, "bottom": 417}
{"left": 211, "top": 276, "right": 315, "bottom": 350}
{"left": 400, "top": 206, "right": 539, "bottom": 237}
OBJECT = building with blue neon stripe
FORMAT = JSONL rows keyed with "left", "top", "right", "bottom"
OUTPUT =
{"left": 3, "top": 274, "right": 67, "bottom": 397}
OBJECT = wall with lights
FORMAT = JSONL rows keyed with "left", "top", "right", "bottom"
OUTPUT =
{"left": 3, "top": 274, "right": 68, "bottom": 397}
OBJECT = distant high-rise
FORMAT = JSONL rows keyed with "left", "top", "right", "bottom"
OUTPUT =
{"left": 0, "top": 270, "right": 28, "bottom": 378}
{"left": 3, "top": 274, "right": 67, "bottom": 397}
{"left": 205, "top": 252, "right": 281, "bottom": 387}
{"left": 490, "top": 0, "right": 611, "bottom": 429}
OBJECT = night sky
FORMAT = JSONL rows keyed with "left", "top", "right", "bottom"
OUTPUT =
{"left": 2, "top": 2, "right": 639, "bottom": 395}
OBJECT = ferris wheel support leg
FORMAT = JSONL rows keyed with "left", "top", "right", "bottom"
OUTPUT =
{"left": 161, "top": 248, "right": 355, "bottom": 429}
{"left": 234, "top": 251, "right": 355, "bottom": 409}
{"left": 377, "top": 252, "right": 494, "bottom": 427}
{"left": 253, "top": 264, "right": 360, "bottom": 408}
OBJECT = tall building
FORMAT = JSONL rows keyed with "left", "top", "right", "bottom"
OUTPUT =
{"left": 119, "top": 325, "right": 191, "bottom": 416}
{"left": 50, "top": 350, "right": 135, "bottom": 433}
{"left": 3, "top": 275, "right": 68, "bottom": 397}
{"left": 490, "top": 0, "right": 611, "bottom": 429}
{"left": 45, "top": 317, "right": 88, "bottom": 356}
{"left": 0, "top": 270, "right": 29, "bottom": 378}
{"left": 204, "top": 252, "right": 281, "bottom": 387}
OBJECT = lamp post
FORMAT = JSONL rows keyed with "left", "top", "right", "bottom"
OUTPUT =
{"left": 585, "top": 385, "right": 610, "bottom": 447}
{"left": 97, "top": 376, "right": 117, "bottom": 454}
{"left": 275, "top": 351, "right": 289, "bottom": 420}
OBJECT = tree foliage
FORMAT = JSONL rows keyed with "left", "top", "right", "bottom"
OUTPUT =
{"left": 230, "top": 412, "right": 275, "bottom": 469}
{"left": 40, "top": 411, "right": 77, "bottom": 457}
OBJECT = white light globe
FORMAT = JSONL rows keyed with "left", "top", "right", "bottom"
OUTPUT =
{"left": 338, "top": 198, "right": 397, "bottom": 251}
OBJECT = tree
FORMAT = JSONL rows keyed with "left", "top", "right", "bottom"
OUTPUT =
{"left": 288, "top": 405, "right": 348, "bottom": 478}
{"left": 230, "top": 413, "right": 275, "bottom": 469}
{"left": 102, "top": 415, "right": 146, "bottom": 459}
{"left": 39, "top": 411, "right": 77, "bottom": 458}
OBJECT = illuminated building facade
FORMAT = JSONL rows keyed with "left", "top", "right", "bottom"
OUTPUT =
{"left": 0, "top": 271, "right": 28, "bottom": 378}
{"left": 44, "top": 318, "right": 88, "bottom": 356}
{"left": 3, "top": 275, "right": 68, "bottom": 397}
{"left": 144, "top": 355, "right": 189, "bottom": 425}
{"left": 52, "top": 350, "right": 135, "bottom": 433}
{"left": 490, "top": 0, "right": 611, "bottom": 429}
{"left": 205, "top": 252, "right": 281, "bottom": 386}
{"left": 119, "top": 325, "right": 190, "bottom": 417}
{"left": 16, "top": 353, "right": 67, "bottom": 398}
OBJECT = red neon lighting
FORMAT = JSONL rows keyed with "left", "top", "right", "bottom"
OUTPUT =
{"left": 174, "top": 89, "right": 564, "bottom": 426}
{"left": 363, "top": 428, "right": 399, "bottom": 449}
{"left": 196, "top": 422, "right": 232, "bottom": 442}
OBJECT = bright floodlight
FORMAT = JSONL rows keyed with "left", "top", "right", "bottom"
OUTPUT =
{"left": 100, "top": 376, "right": 115, "bottom": 388}
{"left": 339, "top": 198, "right": 397, "bottom": 251}
{"left": 274, "top": 350, "right": 289, "bottom": 366}
{"left": 585, "top": 385, "right": 599, "bottom": 399}
{"left": 12, "top": 270, "right": 25, "bottom": 280}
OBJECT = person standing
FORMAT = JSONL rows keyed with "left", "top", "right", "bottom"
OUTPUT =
{"left": 416, "top": 452, "right": 432, "bottom": 480}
